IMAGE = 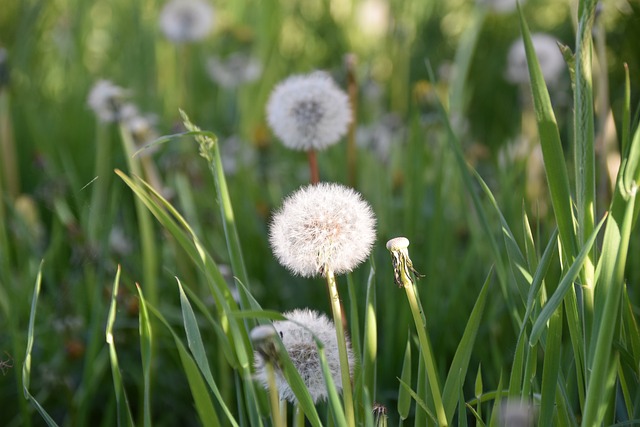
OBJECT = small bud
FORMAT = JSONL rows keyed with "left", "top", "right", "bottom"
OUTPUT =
{"left": 386, "top": 237, "right": 422, "bottom": 287}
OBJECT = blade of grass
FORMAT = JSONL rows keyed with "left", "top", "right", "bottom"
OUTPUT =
{"left": 22, "top": 261, "right": 60, "bottom": 427}
{"left": 177, "top": 279, "right": 244, "bottom": 427}
{"left": 530, "top": 214, "right": 605, "bottom": 345}
{"left": 442, "top": 269, "right": 492, "bottom": 418}
{"left": 539, "top": 304, "right": 563, "bottom": 426}
{"left": 144, "top": 302, "right": 223, "bottom": 427}
{"left": 105, "top": 266, "right": 135, "bottom": 427}
{"left": 398, "top": 337, "right": 412, "bottom": 421}
{"left": 516, "top": 4, "right": 577, "bottom": 260}
{"left": 136, "top": 284, "right": 152, "bottom": 427}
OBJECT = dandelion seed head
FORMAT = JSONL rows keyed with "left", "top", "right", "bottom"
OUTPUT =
{"left": 270, "top": 183, "right": 376, "bottom": 278}
{"left": 206, "top": 53, "right": 262, "bottom": 88}
{"left": 253, "top": 309, "right": 353, "bottom": 403}
{"left": 87, "top": 80, "right": 128, "bottom": 123}
{"left": 266, "top": 72, "right": 352, "bottom": 151}
{"left": 505, "top": 33, "right": 566, "bottom": 87}
{"left": 159, "top": 0, "right": 214, "bottom": 43}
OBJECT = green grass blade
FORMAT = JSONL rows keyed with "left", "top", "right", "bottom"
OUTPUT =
{"left": 442, "top": 269, "right": 493, "bottom": 418}
{"left": 145, "top": 302, "right": 223, "bottom": 427}
{"left": 105, "top": 266, "right": 136, "bottom": 427}
{"left": 507, "top": 333, "right": 526, "bottom": 399}
{"left": 398, "top": 338, "right": 412, "bottom": 421}
{"left": 317, "top": 344, "right": 347, "bottom": 427}
{"left": 539, "top": 304, "right": 563, "bottom": 426}
{"left": 362, "top": 263, "right": 377, "bottom": 405}
{"left": 179, "top": 111, "right": 253, "bottom": 314}
{"left": 517, "top": 4, "right": 577, "bottom": 259}
{"left": 22, "top": 261, "right": 60, "bottom": 427}
{"left": 530, "top": 215, "right": 605, "bottom": 345}
{"left": 136, "top": 284, "right": 152, "bottom": 427}
{"left": 573, "top": 0, "right": 597, "bottom": 251}
{"left": 398, "top": 377, "right": 436, "bottom": 424}
{"left": 177, "top": 279, "right": 242, "bottom": 427}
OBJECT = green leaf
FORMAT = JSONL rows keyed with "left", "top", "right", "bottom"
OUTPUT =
{"left": 22, "top": 261, "right": 61, "bottom": 427}
{"left": 105, "top": 266, "right": 135, "bottom": 427}
{"left": 177, "top": 279, "right": 242, "bottom": 427}
{"left": 517, "top": 3, "right": 577, "bottom": 260}
{"left": 398, "top": 338, "right": 412, "bottom": 420}
{"left": 539, "top": 305, "right": 563, "bottom": 426}
{"left": 530, "top": 215, "right": 605, "bottom": 345}
{"left": 137, "top": 284, "right": 153, "bottom": 427}
{"left": 442, "top": 269, "right": 492, "bottom": 418}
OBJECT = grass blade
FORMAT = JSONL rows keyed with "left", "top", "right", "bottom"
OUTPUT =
{"left": 442, "top": 269, "right": 493, "bottom": 418}
{"left": 136, "top": 284, "right": 152, "bottom": 427}
{"left": 398, "top": 337, "right": 412, "bottom": 421}
{"left": 539, "top": 304, "right": 563, "bottom": 426}
{"left": 530, "top": 215, "right": 605, "bottom": 345}
{"left": 517, "top": 4, "right": 577, "bottom": 260}
{"left": 105, "top": 266, "right": 135, "bottom": 427}
{"left": 22, "top": 261, "right": 60, "bottom": 427}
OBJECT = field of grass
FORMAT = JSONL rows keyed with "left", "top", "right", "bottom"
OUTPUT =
{"left": 1, "top": 0, "right": 640, "bottom": 425}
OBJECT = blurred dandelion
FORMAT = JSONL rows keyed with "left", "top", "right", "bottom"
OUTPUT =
{"left": 159, "top": 0, "right": 214, "bottom": 43}
{"left": 478, "top": 0, "right": 526, "bottom": 13}
{"left": 266, "top": 72, "right": 352, "bottom": 152}
{"left": 269, "top": 182, "right": 376, "bottom": 278}
{"left": 499, "top": 399, "right": 536, "bottom": 427}
{"left": 253, "top": 309, "right": 353, "bottom": 403}
{"left": 505, "top": 33, "right": 566, "bottom": 87}
{"left": 206, "top": 53, "right": 262, "bottom": 88}
{"left": 87, "top": 80, "right": 129, "bottom": 123}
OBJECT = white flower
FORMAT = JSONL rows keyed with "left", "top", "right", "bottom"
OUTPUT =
{"left": 206, "top": 53, "right": 262, "bottom": 88}
{"left": 269, "top": 183, "right": 376, "bottom": 277}
{"left": 505, "top": 33, "right": 566, "bottom": 87}
{"left": 87, "top": 80, "right": 128, "bottom": 123}
{"left": 266, "top": 72, "right": 352, "bottom": 151}
{"left": 159, "top": 0, "right": 214, "bottom": 43}
{"left": 253, "top": 309, "right": 354, "bottom": 403}
{"left": 478, "top": 0, "right": 526, "bottom": 13}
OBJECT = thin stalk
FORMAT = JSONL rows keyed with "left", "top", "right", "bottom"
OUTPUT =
{"left": 325, "top": 269, "right": 355, "bottom": 427}
{"left": 387, "top": 238, "right": 447, "bottom": 426}
{"left": 266, "top": 362, "right": 284, "bottom": 427}
{"left": 294, "top": 403, "right": 305, "bottom": 427}
{"left": 308, "top": 149, "right": 320, "bottom": 184}
{"left": 119, "top": 123, "right": 158, "bottom": 306}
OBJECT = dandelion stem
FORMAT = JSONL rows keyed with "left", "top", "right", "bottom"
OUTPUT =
{"left": 387, "top": 238, "right": 448, "bottom": 426}
{"left": 266, "top": 362, "right": 284, "bottom": 427}
{"left": 294, "top": 403, "right": 305, "bottom": 427}
{"left": 325, "top": 269, "right": 355, "bottom": 427}
{"left": 308, "top": 149, "right": 319, "bottom": 184}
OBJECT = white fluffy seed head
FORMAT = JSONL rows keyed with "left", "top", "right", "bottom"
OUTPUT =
{"left": 159, "top": 0, "right": 214, "bottom": 43}
{"left": 266, "top": 72, "right": 352, "bottom": 151}
{"left": 505, "top": 33, "right": 565, "bottom": 87}
{"left": 87, "top": 80, "right": 129, "bottom": 123}
{"left": 253, "top": 309, "right": 353, "bottom": 403}
{"left": 269, "top": 183, "right": 376, "bottom": 278}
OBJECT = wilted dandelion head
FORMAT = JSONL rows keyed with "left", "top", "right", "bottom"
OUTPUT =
{"left": 87, "top": 80, "right": 128, "bottom": 123}
{"left": 477, "top": 0, "right": 526, "bottom": 13}
{"left": 266, "top": 72, "right": 352, "bottom": 151}
{"left": 159, "top": 0, "right": 214, "bottom": 43}
{"left": 505, "top": 33, "right": 566, "bottom": 87}
{"left": 206, "top": 53, "right": 262, "bottom": 88}
{"left": 253, "top": 309, "right": 353, "bottom": 403}
{"left": 269, "top": 183, "right": 376, "bottom": 278}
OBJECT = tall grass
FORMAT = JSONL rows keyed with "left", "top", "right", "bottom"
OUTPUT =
{"left": 1, "top": 0, "right": 639, "bottom": 426}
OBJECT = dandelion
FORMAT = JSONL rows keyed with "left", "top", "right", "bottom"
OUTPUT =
{"left": 266, "top": 72, "right": 352, "bottom": 152}
{"left": 505, "top": 33, "right": 566, "bottom": 87}
{"left": 253, "top": 309, "right": 353, "bottom": 403}
{"left": 159, "top": 0, "right": 214, "bottom": 43}
{"left": 499, "top": 399, "right": 536, "bottom": 427}
{"left": 206, "top": 53, "right": 262, "bottom": 88}
{"left": 87, "top": 80, "right": 128, "bottom": 123}
{"left": 477, "top": 0, "right": 526, "bottom": 13}
{"left": 269, "top": 182, "right": 376, "bottom": 278}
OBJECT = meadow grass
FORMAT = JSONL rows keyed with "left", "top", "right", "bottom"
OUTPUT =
{"left": 1, "top": 0, "right": 640, "bottom": 425}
